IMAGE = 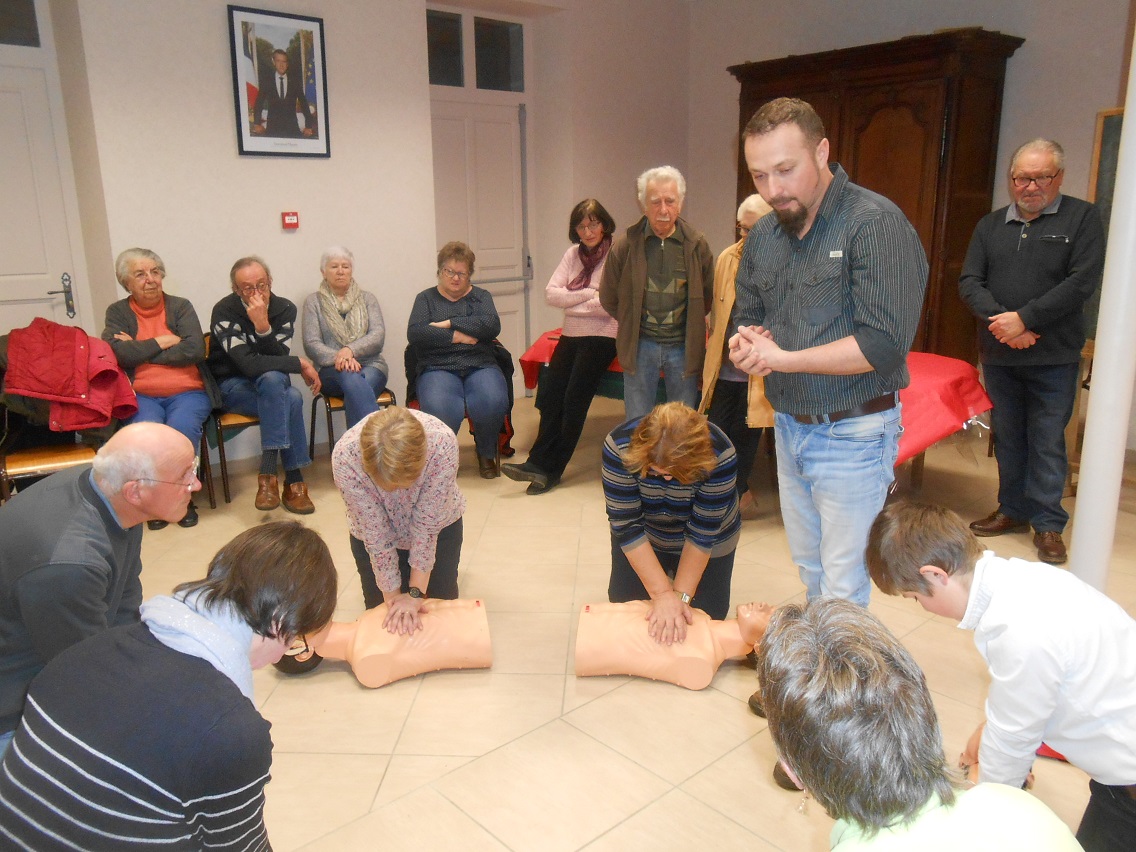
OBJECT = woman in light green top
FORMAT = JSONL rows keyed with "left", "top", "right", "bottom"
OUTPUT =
{"left": 757, "top": 598, "right": 1081, "bottom": 851}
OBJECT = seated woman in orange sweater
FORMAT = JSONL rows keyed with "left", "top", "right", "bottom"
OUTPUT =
{"left": 102, "top": 248, "right": 219, "bottom": 529}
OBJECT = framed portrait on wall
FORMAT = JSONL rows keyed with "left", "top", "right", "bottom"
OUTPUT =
{"left": 227, "top": 5, "right": 330, "bottom": 157}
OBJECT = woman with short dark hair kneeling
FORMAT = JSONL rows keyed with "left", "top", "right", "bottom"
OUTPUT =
{"left": 603, "top": 402, "right": 740, "bottom": 645}
{"left": 332, "top": 406, "right": 465, "bottom": 635}
{"left": 0, "top": 521, "right": 338, "bottom": 849}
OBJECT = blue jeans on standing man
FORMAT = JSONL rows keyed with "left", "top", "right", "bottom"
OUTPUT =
{"left": 317, "top": 365, "right": 386, "bottom": 429}
{"left": 416, "top": 366, "right": 508, "bottom": 460}
{"left": 219, "top": 372, "right": 310, "bottom": 471}
{"left": 623, "top": 337, "right": 699, "bottom": 421}
{"left": 983, "top": 362, "right": 1078, "bottom": 533}
{"left": 774, "top": 405, "right": 901, "bottom": 606}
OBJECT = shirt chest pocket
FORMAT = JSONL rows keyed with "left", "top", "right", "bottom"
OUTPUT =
{"left": 802, "top": 259, "right": 844, "bottom": 326}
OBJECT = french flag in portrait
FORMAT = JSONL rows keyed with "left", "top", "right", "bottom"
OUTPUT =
{"left": 241, "top": 21, "right": 258, "bottom": 109}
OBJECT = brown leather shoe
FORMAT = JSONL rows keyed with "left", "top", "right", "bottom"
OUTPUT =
{"left": 1034, "top": 530, "right": 1067, "bottom": 565}
{"left": 255, "top": 474, "right": 280, "bottom": 510}
{"left": 282, "top": 482, "right": 315, "bottom": 515}
{"left": 747, "top": 688, "right": 766, "bottom": 718}
{"left": 477, "top": 453, "right": 500, "bottom": 479}
{"left": 773, "top": 761, "right": 801, "bottom": 791}
{"left": 969, "top": 510, "right": 1028, "bottom": 537}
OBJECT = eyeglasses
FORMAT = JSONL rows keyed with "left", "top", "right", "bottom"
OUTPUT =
{"left": 238, "top": 283, "right": 268, "bottom": 296}
{"left": 1011, "top": 173, "right": 1060, "bottom": 189}
{"left": 576, "top": 220, "right": 604, "bottom": 234}
{"left": 137, "top": 456, "right": 200, "bottom": 490}
{"left": 440, "top": 267, "right": 470, "bottom": 282}
{"left": 130, "top": 268, "right": 165, "bottom": 282}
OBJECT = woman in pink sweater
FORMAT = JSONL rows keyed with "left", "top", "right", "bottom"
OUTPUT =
{"left": 503, "top": 200, "right": 618, "bottom": 495}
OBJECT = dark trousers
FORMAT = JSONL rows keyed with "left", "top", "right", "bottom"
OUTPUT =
{"left": 529, "top": 335, "right": 617, "bottom": 480}
{"left": 706, "top": 378, "right": 763, "bottom": 497}
{"left": 985, "top": 362, "right": 1078, "bottom": 532}
{"left": 607, "top": 533, "right": 734, "bottom": 620}
{"left": 1076, "top": 779, "right": 1136, "bottom": 852}
{"left": 350, "top": 518, "right": 463, "bottom": 609}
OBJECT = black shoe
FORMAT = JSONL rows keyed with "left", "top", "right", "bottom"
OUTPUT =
{"left": 747, "top": 689, "right": 766, "bottom": 718}
{"left": 146, "top": 519, "right": 168, "bottom": 531}
{"left": 477, "top": 453, "right": 500, "bottom": 479}
{"left": 177, "top": 501, "right": 199, "bottom": 528}
{"left": 526, "top": 476, "right": 559, "bottom": 495}
{"left": 502, "top": 462, "right": 547, "bottom": 488}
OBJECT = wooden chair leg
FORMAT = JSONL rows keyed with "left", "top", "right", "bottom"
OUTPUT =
{"left": 309, "top": 397, "right": 320, "bottom": 460}
{"left": 215, "top": 415, "right": 232, "bottom": 503}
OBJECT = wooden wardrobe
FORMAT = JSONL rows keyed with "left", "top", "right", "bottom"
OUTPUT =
{"left": 728, "top": 28, "right": 1023, "bottom": 363}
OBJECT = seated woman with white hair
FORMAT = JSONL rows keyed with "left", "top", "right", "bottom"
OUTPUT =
{"left": 302, "top": 245, "right": 389, "bottom": 429}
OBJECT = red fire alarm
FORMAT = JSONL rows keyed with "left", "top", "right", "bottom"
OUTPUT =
{"left": 281, "top": 211, "right": 299, "bottom": 230}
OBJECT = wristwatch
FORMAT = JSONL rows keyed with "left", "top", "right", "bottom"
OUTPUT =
{"left": 407, "top": 587, "right": 425, "bottom": 599}
{"left": 675, "top": 590, "right": 692, "bottom": 604}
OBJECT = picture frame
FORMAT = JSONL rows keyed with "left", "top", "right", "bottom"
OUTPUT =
{"left": 227, "top": 5, "right": 330, "bottom": 157}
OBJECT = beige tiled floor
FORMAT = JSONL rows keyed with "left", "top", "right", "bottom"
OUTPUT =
{"left": 139, "top": 395, "right": 1136, "bottom": 851}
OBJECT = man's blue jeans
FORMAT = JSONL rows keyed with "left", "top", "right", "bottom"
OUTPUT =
{"left": 774, "top": 406, "right": 901, "bottom": 606}
{"left": 219, "top": 372, "right": 310, "bottom": 471}
{"left": 417, "top": 366, "right": 508, "bottom": 459}
{"left": 317, "top": 365, "right": 386, "bottom": 429}
{"left": 623, "top": 338, "right": 698, "bottom": 421}
{"left": 983, "top": 362, "right": 1078, "bottom": 533}
{"left": 129, "top": 390, "right": 212, "bottom": 449}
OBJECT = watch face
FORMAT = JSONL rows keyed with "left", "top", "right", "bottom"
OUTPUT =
{"left": 408, "top": 587, "right": 424, "bottom": 599}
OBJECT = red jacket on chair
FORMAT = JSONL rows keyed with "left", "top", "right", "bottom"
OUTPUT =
{"left": 5, "top": 318, "right": 137, "bottom": 431}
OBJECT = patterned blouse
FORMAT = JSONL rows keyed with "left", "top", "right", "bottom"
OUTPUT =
{"left": 332, "top": 410, "right": 466, "bottom": 592}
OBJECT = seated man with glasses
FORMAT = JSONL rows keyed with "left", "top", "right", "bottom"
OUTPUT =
{"left": 209, "top": 255, "right": 323, "bottom": 513}
{"left": 0, "top": 422, "right": 200, "bottom": 754}
{"left": 959, "top": 139, "right": 1105, "bottom": 565}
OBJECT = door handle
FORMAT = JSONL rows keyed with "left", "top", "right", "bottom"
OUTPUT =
{"left": 46, "top": 272, "right": 76, "bottom": 318}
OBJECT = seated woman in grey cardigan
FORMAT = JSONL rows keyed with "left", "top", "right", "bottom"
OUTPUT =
{"left": 102, "top": 247, "right": 219, "bottom": 529}
{"left": 302, "top": 245, "right": 389, "bottom": 429}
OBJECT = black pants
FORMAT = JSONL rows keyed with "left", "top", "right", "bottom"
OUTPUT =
{"left": 350, "top": 517, "right": 463, "bottom": 609}
{"left": 529, "top": 335, "right": 617, "bottom": 480}
{"left": 1076, "top": 779, "right": 1136, "bottom": 852}
{"left": 607, "top": 533, "right": 734, "bottom": 620}
{"left": 706, "top": 379, "right": 763, "bottom": 497}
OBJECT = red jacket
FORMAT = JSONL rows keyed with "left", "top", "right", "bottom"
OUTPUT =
{"left": 6, "top": 318, "right": 137, "bottom": 431}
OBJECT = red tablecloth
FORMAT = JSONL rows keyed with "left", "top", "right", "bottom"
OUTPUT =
{"left": 519, "top": 332, "right": 991, "bottom": 465}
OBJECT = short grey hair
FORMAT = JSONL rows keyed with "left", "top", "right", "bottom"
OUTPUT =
{"left": 737, "top": 193, "right": 771, "bottom": 223}
{"left": 757, "top": 597, "right": 957, "bottom": 835}
{"left": 1010, "top": 138, "right": 1065, "bottom": 174}
{"left": 91, "top": 444, "right": 158, "bottom": 495}
{"left": 637, "top": 166, "right": 686, "bottom": 208}
{"left": 229, "top": 255, "right": 272, "bottom": 291}
{"left": 114, "top": 248, "right": 165, "bottom": 290}
{"left": 320, "top": 245, "right": 354, "bottom": 274}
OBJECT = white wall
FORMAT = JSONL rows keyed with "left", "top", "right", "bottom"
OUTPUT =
{"left": 58, "top": 1, "right": 437, "bottom": 403}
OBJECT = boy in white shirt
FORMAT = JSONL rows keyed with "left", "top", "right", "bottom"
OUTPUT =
{"left": 866, "top": 500, "right": 1136, "bottom": 852}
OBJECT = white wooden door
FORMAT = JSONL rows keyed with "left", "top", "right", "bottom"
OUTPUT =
{"left": 0, "top": 3, "right": 89, "bottom": 334}
{"left": 430, "top": 100, "right": 526, "bottom": 385}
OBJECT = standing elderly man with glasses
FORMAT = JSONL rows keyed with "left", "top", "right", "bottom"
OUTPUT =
{"left": 0, "top": 422, "right": 199, "bottom": 754}
{"left": 600, "top": 166, "right": 716, "bottom": 421}
{"left": 959, "top": 139, "right": 1105, "bottom": 564}
{"left": 209, "top": 255, "right": 322, "bottom": 513}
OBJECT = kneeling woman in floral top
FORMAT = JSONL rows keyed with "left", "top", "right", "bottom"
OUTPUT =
{"left": 332, "top": 406, "right": 465, "bottom": 634}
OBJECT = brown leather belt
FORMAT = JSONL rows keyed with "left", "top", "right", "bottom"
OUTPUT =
{"left": 792, "top": 393, "right": 897, "bottom": 425}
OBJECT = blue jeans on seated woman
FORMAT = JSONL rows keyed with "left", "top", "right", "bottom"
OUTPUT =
{"left": 417, "top": 366, "right": 508, "bottom": 459}
{"left": 317, "top": 365, "right": 386, "bottom": 429}
{"left": 219, "top": 372, "right": 310, "bottom": 471}
{"left": 129, "top": 390, "right": 213, "bottom": 449}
